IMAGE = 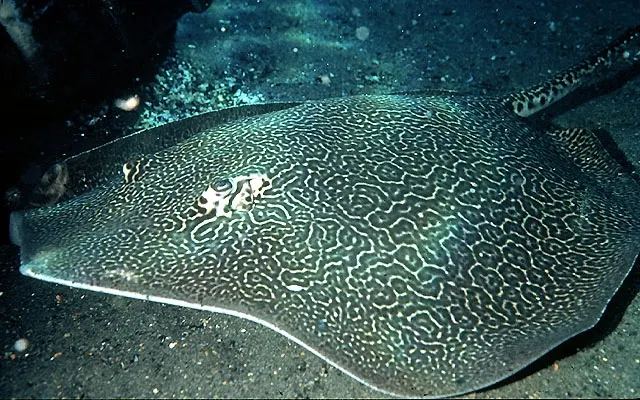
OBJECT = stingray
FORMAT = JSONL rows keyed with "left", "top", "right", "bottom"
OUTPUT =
{"left": 9, "top": 27, "right": 640, "bottom": 398}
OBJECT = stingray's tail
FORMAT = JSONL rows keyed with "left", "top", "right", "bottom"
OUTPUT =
{"left": 505, "top": 26, "right": 640, "bottom": 117}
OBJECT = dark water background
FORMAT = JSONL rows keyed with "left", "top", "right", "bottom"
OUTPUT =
{"left": 1, "top": 1, "right": 639, "bottom": 398}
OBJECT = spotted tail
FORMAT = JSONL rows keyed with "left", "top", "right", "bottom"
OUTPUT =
{"left": 507, "top": 26, "right": 640, "bottom": 117}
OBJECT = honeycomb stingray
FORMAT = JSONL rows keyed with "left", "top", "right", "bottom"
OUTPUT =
{"left": 9, "top": 27, "right": 640, "bottom": 398}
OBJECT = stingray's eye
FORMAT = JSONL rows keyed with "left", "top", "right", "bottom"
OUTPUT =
{"left": 212, "top": 179, "right": 232, "bottom": 192}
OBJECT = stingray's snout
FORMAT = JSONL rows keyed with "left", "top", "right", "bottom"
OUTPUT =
{"left": 9, "top": 211, "right": 24, "bottom": 247}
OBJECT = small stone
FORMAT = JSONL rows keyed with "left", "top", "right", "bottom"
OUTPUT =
{"left": 355, "top": 26, "right": 370, "bottom": 41}
{"left": 14, "top": 338, "right": 29, "bottom": 352}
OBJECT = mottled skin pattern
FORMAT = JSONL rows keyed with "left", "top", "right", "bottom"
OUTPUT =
{"left": 15, "top": 91, "right": 640, "bottom": 397}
